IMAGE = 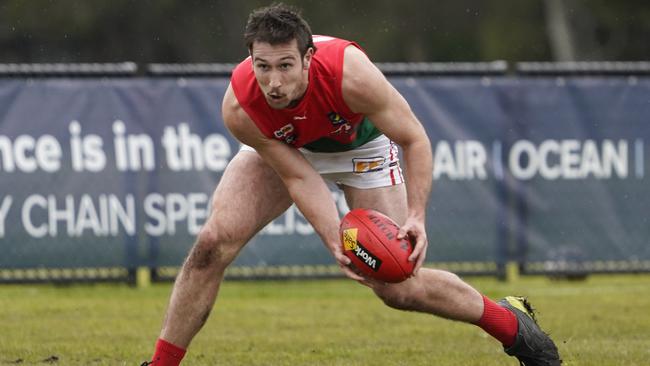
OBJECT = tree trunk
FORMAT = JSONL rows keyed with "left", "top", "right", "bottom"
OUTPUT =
{"left": 544, "top": 0, "right": 576, "bottom": 61}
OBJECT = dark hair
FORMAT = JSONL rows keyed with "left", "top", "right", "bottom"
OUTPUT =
{"left": 244, "top": 3, "right": 316, "bottom": 57}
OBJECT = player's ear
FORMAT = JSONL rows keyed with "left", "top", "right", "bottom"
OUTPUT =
{"left": 303, "top": 47, "right": 314, "bottom": 69}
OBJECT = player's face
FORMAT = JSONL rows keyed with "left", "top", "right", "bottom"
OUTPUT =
{"left": 251, "top": 39, "right": 313, "bottom": 109}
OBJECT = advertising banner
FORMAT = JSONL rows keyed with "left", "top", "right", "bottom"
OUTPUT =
{"left": 1, "top": 76, "right": 648, "bottom": 273}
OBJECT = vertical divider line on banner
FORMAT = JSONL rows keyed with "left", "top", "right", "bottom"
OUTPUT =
{"left": 144, "top": 79, "right": 161, "bottom": 286}
{"left": 495, "top": 155, "right": 509, "bottom": 281}
{"left": 509, "top": 81, "right": 528, "bottom": 279}
{"left": 146, "top": 127, "right": 161, "bottom": 286}
{"left": 496, "top": 82, "right": 524, "bottom": 282}
{"left": 123, "top": 170, "right": 144, "bottom": 286}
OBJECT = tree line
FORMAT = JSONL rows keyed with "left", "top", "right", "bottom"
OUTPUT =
{"left": 1, "top": 0, "right": 649, "bottom": 64}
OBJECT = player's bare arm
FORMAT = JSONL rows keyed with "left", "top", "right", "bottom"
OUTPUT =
{"left": 221, "top": 85, "right": 364, "bottom": 281}
{"left": 341, "top": 45, "right": 433, "bottom": 274}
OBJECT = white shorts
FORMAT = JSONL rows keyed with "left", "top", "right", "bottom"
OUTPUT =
{"left": 240, "top": 135, "right": 404, "bottom": 189}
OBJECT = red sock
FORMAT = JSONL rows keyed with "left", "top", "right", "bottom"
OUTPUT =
{"left": 150, "top": 338, "right": 186, "bottom": 366}
{"left": 475, "top": 295, "right": 518, "bottom": 347}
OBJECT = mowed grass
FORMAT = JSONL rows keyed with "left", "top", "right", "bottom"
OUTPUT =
{"left": 1, "top": 274, "right": 649, "bottom": 365}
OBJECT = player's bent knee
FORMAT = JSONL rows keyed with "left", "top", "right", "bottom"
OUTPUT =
{"left": 185, "top": 226, "right": 244, "bottom": 271}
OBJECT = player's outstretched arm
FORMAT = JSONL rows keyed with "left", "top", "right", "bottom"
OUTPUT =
{"left": 341, "top": 46, "right": 433, "bottom": 274}
{"left": 221, "top": 84, "right": 364, "bottom": 281}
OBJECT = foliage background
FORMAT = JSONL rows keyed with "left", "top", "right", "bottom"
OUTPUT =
{"left": 1, "top": 0, "right": 650, "bottom": 64}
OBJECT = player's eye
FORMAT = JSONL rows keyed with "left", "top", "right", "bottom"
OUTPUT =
{"left": 280, "top": 63, "right": 292, "bottom": 70}
{"left": 256, "top": 64, "right": 270, "bottom": 71}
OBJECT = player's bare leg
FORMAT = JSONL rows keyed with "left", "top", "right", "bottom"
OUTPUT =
{"left": 342, "top": 183, "right": 484, "bottom": 322}
{"left": 159, "top": 151, "right": 292, "bottom": 348}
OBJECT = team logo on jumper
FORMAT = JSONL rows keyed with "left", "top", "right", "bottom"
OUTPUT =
{"left": 328, "top": 111, "right": 353, "bottom": 136}
{"left": 327, "top": 112, "right": 348, "bottom": 125}
{"left": 342, "top": 228, "right": 358, "bottom": 251}
{"left": 351, "top": 241, "right": 382, "bottom": 271}
{"left": 352, "top": 157, "right": 385, "bottom": 173}
{"left": 273, "top": 123, "right": 297, "bottom": 145}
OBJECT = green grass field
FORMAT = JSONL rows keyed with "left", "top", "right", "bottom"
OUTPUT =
{"left": 1, "top": 274, "right": 649, "bottom": 365}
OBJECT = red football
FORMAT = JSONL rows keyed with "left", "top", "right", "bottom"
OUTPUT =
{"left": 339, "top": 208, "right": 415, "bottom": 283}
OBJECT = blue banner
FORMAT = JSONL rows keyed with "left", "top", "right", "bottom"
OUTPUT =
{"left": 0, "top": 76, "right": 648, "bottom": 273}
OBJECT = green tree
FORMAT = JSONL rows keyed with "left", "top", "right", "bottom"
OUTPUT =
{"left": 1, "top": 0, "right": 649, "bottom": 63}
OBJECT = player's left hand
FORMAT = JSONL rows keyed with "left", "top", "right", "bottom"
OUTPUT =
{"left": 397, "top": 215, "right": 428, "bottom": 275}
{"left": 326, "top": 239, "right": 366, "bottom": 282}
